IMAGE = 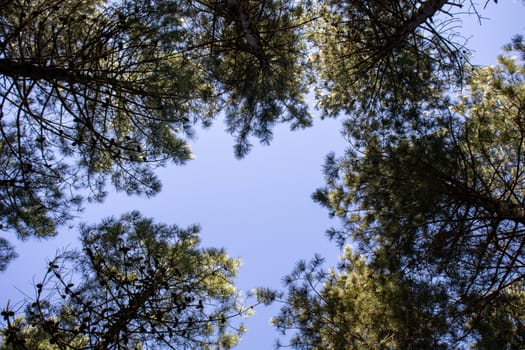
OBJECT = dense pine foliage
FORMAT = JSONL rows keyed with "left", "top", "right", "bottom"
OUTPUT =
{"left": 1, "top": 1, "right": 524, "bottom": 349}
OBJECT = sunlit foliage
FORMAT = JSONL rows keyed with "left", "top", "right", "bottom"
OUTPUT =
{"left": 1, "top": 212, "right": 252, "bottom": 349}
{"left": 285, "top": 38, "right": 525, "bottom": 349}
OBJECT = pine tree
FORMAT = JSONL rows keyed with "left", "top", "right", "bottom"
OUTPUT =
{"left": 273, "top": 248, "right": 454, "bottom": 349}
{"left": 0, "top": 0, "right": 310, "bottom": 264}
{"left": 302, "top": 39, "right": 525, "bottom": 348}
{"left": 307, "top": 0, "right": 468, "bottom": 132}
{"left": 1, "top": 212, "right": 253, "bottom": 349}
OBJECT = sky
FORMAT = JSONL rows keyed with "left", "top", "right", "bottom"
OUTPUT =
{"left": 2, "top": 2, "right": 525, "bottom": 349}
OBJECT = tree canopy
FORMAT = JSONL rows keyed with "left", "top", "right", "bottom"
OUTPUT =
{"left": 274, "top": 35, "right": 525, "bottom": 349}
{"left": 274, "top": 248, "right": 525, "bottom": 349}
{"left": 314, "top": 38, "right": 525, "bottom": 298}
{"left": 309, "top": 0, "right": 468, "bottom": 139}
{"left": 0, "top": 0, "right": 480, "bottom": 266}
{"left": 1, "top": 212, "right": 253, "bottom": 349}
{"left": 0, "top": 0, "right": 310, "bottom": 250}
{"left": 2, "top": 0, "right": 525, "bottom": 349}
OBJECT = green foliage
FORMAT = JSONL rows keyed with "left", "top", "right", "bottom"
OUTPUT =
{"left": 275, "top": 248, "right": 525, "bottom": 349}
{"left": 321, "top": 42, "right": 525, "bottom": 290}
{"left": 303, "top": 41, "right": 525, "bottom": 348}
{"left": 0, "top": 239, "right": 17, "bottom": 272}
{"left": 128, "top": 0, "right": 314, "bottom": 157}
{"left": 0, "top": 212, "right": 252, "bottom": 349}
{"left": 192, "top": 0, "right": 314, "bottom": 157}
{"left": 308, "top": 0, "right": 467, "bottom": 140}
{"left": 0, "top": 315, "right": 88, "bottom": 350}
{"left": 273, "top": 248, "right": 454, "bottom": 349}
{"left": 0, "top": 0, "right": 483, "bottom": 269}
{"left": 0, "top": 0, "right": 312, "bottom": 264}
{"left": 2, "top": 1, "right": 523, "bottom": 348}
{"left": 0, "top": 0, "right": 197, "bottom": 243}
{"left": 468, "top": 282, "right": 525, "bottom": 350}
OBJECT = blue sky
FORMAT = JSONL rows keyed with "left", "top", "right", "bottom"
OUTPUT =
{"left": 2, "top": 2, "right": 525, "bottom": 349}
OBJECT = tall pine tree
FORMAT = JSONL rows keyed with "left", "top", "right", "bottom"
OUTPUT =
{"left": 1, "top": 212, "right": 254, "bottom": 349}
